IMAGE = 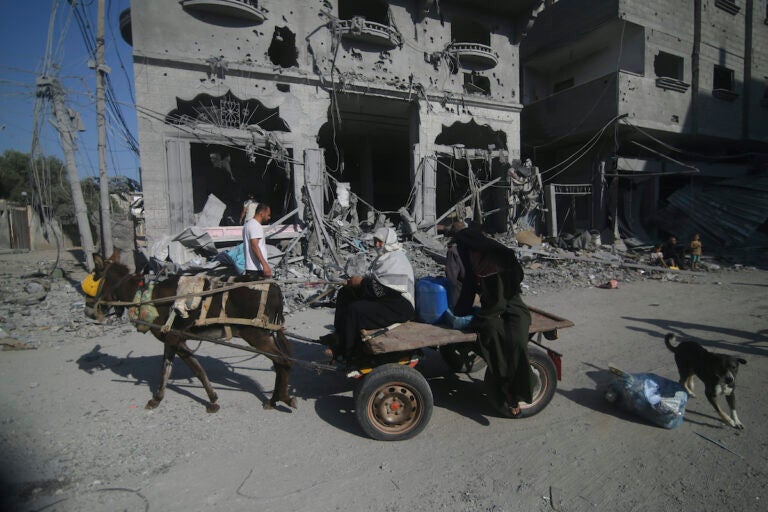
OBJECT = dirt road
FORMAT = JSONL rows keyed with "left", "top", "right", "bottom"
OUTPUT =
{"left": 1, "top": 255, "right": 766, "bottom": 511}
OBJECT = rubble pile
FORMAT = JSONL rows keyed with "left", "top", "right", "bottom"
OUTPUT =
{"left": 0, "top": 230, "right": 738, "bottom": 350}
{"left": 0, "top": 253, "right": 134, "bottom": 349}
{"left": 274, "top": 227, "right": 715, "bottom": 314}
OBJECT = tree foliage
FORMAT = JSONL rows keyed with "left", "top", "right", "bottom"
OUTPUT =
{"left": 0, "top": 149, "right": 139, "bottom": 224}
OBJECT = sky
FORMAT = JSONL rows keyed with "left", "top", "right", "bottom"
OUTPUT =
{"left": 0, "top": 0, "right": 140, "bottom": 182}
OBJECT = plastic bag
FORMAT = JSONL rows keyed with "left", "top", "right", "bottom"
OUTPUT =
{"left": 604, "top": 368, "right": 688, "bottom": 429}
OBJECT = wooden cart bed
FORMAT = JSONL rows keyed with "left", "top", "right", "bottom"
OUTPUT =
{"left": 361, "top": 305, "right": 574, "bottom": 355}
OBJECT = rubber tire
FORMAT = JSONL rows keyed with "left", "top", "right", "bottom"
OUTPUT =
{"left": 484, "top": 350, "right": 557, "bottom": 418}
{"left": 439, "top": 343, "right": 488, "bottom": 374}
{"left": 354, "top": 364, "right": 433, "bottom": 441}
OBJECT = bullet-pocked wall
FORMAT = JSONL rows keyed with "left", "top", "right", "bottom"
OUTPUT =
{"left": 126, "top": 0, "right": 539, "bottom": 240}
{"left": 520, "top": 0, "right": 768, "bottom": 243}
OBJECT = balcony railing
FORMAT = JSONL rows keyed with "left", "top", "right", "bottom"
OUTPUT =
{"left": 334, "top": 16, "right": 402, "bottom": 48}
{"left": 712, "top": 88, "right": 738, "bottom": 101}
{"left": 180, "top": 0, "right": 267, "bottom": 23}
{"left": 447, "top": 42, "right": 499, "bottom": 69}
{"left": 655, "top": 77, "right": 690, "bottom": 93}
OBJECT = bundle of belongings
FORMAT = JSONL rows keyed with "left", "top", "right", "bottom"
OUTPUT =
{"left": 604, "top": 366, "right": 688, "bottom": 429}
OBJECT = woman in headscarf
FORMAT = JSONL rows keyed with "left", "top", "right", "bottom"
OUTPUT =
{"left": 328, "top": 227, "right": 415, "bottom": 360}
{"left": 451, "top": 223, "right": 533, "bottom": 417}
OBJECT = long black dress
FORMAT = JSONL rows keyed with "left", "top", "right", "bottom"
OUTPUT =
{"left": 452, "top": 227, "right": 534, "bottom": 406}
{"left": 333, "top": 277, "right": 414, "bottom": 357}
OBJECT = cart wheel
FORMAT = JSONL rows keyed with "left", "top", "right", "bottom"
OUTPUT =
{"left": 484, "top": 350, "right": 557, "bottom": 418}
{"left": 439, "top": 343, "right": 488, "bottom": 374}
{"left": 354, "top": 364, "right": 433, "bottom": 441}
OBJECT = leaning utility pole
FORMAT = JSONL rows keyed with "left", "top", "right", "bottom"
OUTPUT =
{"left": 94, "top": 0, "right": 113, "bottom": 257}
{"left": 37, "top": 77, "right": 96, "bottom": 271}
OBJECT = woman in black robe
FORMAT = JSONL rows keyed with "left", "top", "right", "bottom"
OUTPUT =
{"left": 451, "top": 224, "right": 533, "bottom": 416}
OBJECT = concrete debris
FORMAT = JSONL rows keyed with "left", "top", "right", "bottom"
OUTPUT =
{"left": 0, "top": 256, "right": 136, "bottom": 348}
{"left": 0, "top": 204, "right": 754, "bottom": 346}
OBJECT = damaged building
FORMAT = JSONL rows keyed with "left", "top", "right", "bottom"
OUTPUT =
{"left": 120, "top": 0, "right": 548, "bottom": 249}
{"left": 520, "top": 0, "right": 768, "bottom": 255}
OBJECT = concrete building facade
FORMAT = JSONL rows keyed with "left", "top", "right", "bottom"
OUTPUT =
{"left": 121, "top": 0, "right": 546, "bottom": 242}
{"left": 521, "top": 0, "right": 768, "bottom": 251}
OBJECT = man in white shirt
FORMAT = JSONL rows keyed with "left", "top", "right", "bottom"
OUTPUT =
{"left": 243, "top": 203, "right": 272, "bottom": 279}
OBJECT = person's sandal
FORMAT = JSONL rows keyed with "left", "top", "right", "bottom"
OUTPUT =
{"left": 508, "top": 405, "right": 522, "bottom": 418}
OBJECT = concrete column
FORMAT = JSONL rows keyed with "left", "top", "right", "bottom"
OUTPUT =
{"left": 421, "top": 156, "right": 437, "bottom": 233}
{"left": 545, "top": 184, "right": 557, "bottom": 237}
{"left": 303, "top": 148, "right": 325, "bottom": 219}
{"left": 165, "top": 139, "right": 193, "bottom": 234}
{"left": 292, "top": 137, "right": 321, "bottom": 221}
{"left": 593, "top": 160, "right": 607, "bottom": 233}
{"left": 359, "top": 135, "right": 374, "bottom": 222}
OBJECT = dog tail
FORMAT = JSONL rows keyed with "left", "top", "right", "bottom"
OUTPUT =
{"left": 664, "top": 333, "right": 677, "bottom": 352}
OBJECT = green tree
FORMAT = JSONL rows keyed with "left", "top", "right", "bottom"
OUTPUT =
{"left": 0, "top": 149, "right": 34, "bottom": 201}
{"left": 0, "top": 149, "right": 139, "bottom": 224}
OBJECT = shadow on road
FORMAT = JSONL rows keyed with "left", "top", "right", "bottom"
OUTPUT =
{"left": 622, "top": 318, "right": 768, "bottom": 357}
{"left": 76, "top": 343, "right": 273, "bottom": 410}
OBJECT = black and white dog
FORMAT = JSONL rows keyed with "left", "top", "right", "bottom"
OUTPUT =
{"left": 665, "top": 333, "right": 746, "bottom": 429}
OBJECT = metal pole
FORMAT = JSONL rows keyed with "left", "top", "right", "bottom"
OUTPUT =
{"left": 95, "top": 0, "right": 113, "bottom": 256}
{"left": 41, "top": 78, "right": 96, "bottom": 270}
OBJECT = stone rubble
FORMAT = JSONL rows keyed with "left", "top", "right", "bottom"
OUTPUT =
{"left": 0, "top": 234, "right": 748, "bottom": 350}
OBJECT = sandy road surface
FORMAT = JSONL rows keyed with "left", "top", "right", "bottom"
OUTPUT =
{"left": 1, "top": 256, "right": 766, "bottom": 512}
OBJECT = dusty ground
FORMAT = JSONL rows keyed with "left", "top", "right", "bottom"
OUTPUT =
{"left": 0, "top": 249, "right": 766, "bottom": 512}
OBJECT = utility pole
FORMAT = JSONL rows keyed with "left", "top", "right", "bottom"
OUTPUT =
{"left": 94, "top": 0, "right": 113, "bottom": 257}
{"left": 37, "top": 77, "right": 96, "bottom": 271}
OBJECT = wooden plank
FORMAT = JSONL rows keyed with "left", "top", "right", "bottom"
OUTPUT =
{"left": 361, "top": 308, "right": 574, "bottom": 354}
{"left": 362, "top": 322, "right": 476, "bottom": 355}
{"left": 529, "top": 306, "right": 575, "bottom": 332}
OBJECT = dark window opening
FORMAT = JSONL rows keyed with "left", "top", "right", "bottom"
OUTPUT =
{"left": 338, "top": 0, "right": 388, "bottom": 24}
{"left": 713, "top": 65, "right": 734, "bottom": 91}
{"left": 451, "top": 18, "right": 490, "bottom": 45}
{"left": 190, "top": 143, "right": 293, "bottom": 226}
{"left": 317, "top": 96, "right": 411, "bottom": 226}
{"left": 553, "top": 78, "right": 574, "bottom": 93}
{"left": 654, "top": 51, "right": 684, "bottom": 80}
{"left": 268, "top": 26, "right": 298, "bottom": 68}
{"left": 435, "top": 156, "right": 508, "bottom": 233}
{"left": 464, "top": 72, "right": 491, "bottom": 95}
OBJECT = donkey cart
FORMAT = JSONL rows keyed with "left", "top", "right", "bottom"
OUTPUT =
{"left": 131, "top": 305, "right": 573, "bottom": 442}
{"left": 285, "top": 306, "right": 574, "bottom": 441}
{"left": 84, "top": 254, "right": 572, "bottom": 441}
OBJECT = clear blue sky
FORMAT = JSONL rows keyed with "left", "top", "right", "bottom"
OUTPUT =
{"left": 0, "top": 0, "right": 139, "bottom": 182}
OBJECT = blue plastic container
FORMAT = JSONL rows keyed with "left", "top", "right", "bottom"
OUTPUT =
{"left": 415, "top": 277, "right": 451, "bottom": 324}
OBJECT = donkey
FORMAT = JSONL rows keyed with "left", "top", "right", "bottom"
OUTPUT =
{"left": 84, "top": 252, "right": 297, "bottom": 413}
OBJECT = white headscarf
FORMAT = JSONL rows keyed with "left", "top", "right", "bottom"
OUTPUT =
{"left": 369, "top": 227, "right": 415, "bottom": 306}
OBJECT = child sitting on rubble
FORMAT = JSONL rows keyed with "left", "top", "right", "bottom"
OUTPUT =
{"left": 649, "top": 245, "right": 667, "bottom": 268}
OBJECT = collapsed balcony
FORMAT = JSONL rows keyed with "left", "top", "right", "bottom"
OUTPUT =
{"left": 179, "top": 0, "right": 267, "bottom": 23}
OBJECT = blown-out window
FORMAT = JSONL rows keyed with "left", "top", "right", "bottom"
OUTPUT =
{"left": 654, "top": 52, "right": 684, "bottom": 80}
{"left": 713, "top": 65, "right": 734, "bottom": 91}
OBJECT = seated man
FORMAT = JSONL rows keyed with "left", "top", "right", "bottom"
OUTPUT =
{"left": 661, "top": 236, "right": 681, "bottom": 268}
{"left": 327, "top": 227, "right": 415, "bottom": 360}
